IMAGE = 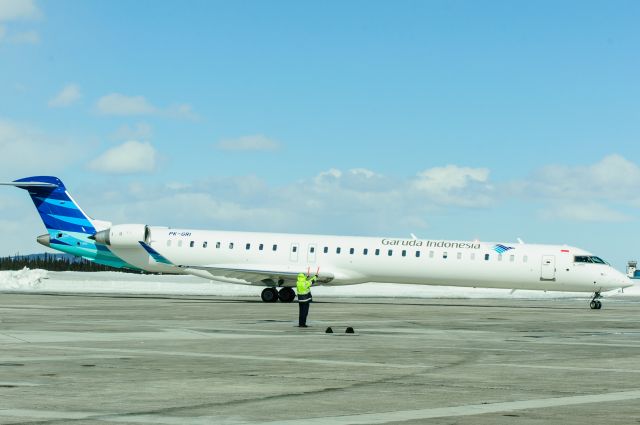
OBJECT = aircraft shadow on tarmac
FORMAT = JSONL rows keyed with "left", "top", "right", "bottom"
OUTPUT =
{"left": 1, "top": 291, "right": 593, "bottom": 310}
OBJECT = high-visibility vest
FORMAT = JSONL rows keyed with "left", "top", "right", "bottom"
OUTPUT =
{"left": 297, "top": 275, "right": 316, "bottom": 301}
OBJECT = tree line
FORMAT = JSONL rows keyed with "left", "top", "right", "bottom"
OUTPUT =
{"left": 0, "top": 253, "right": 145, "bottom": 273}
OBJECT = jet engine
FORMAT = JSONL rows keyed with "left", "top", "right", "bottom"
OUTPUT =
{"left": 92, "top": 224, "right": 150, "bottom": 247}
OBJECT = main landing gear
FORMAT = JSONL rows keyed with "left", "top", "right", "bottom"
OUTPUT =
{"left": 261, "top": 287, "right": 296, "bottom": 303}
{"left": 589, "top": 292, "right": 603, "bottom": 310}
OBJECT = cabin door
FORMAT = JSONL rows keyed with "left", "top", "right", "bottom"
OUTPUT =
{"left": 540, "top": 255, "right": 556, "bottom": 281}
{"left": 289, "top": 243, "right": 299, "bottom": 262}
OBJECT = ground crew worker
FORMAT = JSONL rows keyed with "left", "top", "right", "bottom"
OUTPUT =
{"left": 296, "top": 272, "right": 317, "bottom": 327}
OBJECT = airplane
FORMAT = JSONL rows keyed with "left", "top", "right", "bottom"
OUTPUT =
{"left": 1, "top": 176, "right": 633, "bottom": 309}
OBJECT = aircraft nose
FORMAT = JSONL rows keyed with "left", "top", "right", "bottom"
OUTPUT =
{"left": 611, "top": 269, "right": 633, "bottom": 289}
{"left": 620, "top": 275, "right": 634, "bottom": 289}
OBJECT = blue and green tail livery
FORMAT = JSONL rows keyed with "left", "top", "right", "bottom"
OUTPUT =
{"left": 11, "top": 176, "right": 96, "bottom": 235}
{"left": 2, "top": 176, "right": 136, "bottom": 270}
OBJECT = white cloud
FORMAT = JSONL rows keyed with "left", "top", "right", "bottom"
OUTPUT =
{"left": 112, "top": 122, "right": 153, "bottom": 141}
{"left": 95, "top": 93, "right": 197, "bottom": 119}
{"left": 0, "top": 118, "right": 82, "bottom": 175}
{"left": 88, "top": 141, "right": 157, "bottom": 174}
{"left": 215, "top": 135, "right": 280, "bottom": 152}
{"left": 48, "top": 84, "right": 81, "bottom": 108}
{"left": 0, "top": 1, "right": 41, "bottom": 46}
{"left": 412, "top": 165, "right": 492, "bottom": 207}
{"left": 532, "top": 154, "right": 640, "bottom": 202}
{"left": 540, "top": 202, "right": 631, "bottom": 223}
{"left": 165, "top": 182, "right": 191, "bottom": 191}
{"left": 0, "top": 0, "right": 41, "bottom": 21}
{"left": 506, "top": 154, "right": 640, "bottom": 222}
{"left": 166, "top": 103, "right": 198, "bottom": 120}
{"left": 96, "top": 93, "right": 157, "bottom": 116}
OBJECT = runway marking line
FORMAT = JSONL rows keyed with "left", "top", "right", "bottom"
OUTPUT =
{"left": 27, "top": 344, "right": 432, "bottom": 370}
{"left": 252, "top": 389, "right": 640, "bottom": 425}
{"left": 480, "top": 363, "right": 640, "bottom": 374}
{"left": 2, "top": 389, "right": 640, "bottom": 424}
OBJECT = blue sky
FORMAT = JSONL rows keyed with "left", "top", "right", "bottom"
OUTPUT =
{"left": 1, "top": 0, "right": 639, "bottom": 270}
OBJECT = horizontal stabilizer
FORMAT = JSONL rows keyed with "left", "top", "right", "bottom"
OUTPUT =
{"left": 0, "top": 181, "right": 59, "bottom": 188}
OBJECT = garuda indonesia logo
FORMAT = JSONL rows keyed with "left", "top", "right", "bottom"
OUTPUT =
{"left": 493, "top": 244, "right": 514, "bottom": 254}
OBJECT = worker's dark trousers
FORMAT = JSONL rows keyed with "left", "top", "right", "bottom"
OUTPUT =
{"left": 298, "top": 301, "right": 310, "bottom": 326}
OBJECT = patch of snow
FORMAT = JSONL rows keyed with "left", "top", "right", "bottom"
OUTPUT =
{"left": 0, "top": 268, "right": 47, "bottom": 291}
{"left": 0, "top": 269, "right": 638, "bottom": 299}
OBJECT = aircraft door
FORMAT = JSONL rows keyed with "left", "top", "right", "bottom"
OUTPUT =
{"left": 540, "top": 255, "right": 556, "bottom": 281}
{"left": 307, "top": 244, "right": 317, "bottom": 263}
{"left": 289, "top": 243, "right": 299, "bottom": 262}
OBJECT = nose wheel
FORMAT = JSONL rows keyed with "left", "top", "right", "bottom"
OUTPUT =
{"left": 589, "top": 292, "right": 602, "bottom": 310}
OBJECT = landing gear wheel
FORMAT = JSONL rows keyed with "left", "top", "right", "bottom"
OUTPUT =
{"left": 278, "top": 287, "right": 296, "bottom": 303}
{"left": 261, "top": 287, "right": 278, "bottom": 303}
{"left": 589, "top": 292, "right": 603, "bottom": 310}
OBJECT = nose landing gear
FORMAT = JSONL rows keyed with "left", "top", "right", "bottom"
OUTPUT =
{"left": 589, "top": 292, "right": 602, "bottom": 310}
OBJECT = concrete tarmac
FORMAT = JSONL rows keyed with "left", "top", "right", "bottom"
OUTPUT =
{"left": 0, "top": 293, "right": 639, "bottom": 424}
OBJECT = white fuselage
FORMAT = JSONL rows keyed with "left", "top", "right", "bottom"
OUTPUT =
{"left": 108, "top": 227, "right": 632, "bottom": 293}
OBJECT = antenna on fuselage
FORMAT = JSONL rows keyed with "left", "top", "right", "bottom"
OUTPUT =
{"left": 517, "top": 238, "right": 525, "bottom": 244}
{"left": 410, "top": 233, "right": 418, "bottom": 240}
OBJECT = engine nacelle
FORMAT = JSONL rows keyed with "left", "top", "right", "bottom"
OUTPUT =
{"left": 93, "top": 224, "right": 150, "bottom": 247}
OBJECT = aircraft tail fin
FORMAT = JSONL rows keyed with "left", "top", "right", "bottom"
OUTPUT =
{"left": 1, "top": 176, "right": 98, "bottom": 235}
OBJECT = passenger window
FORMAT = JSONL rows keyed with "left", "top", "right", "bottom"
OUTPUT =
{"left": 402, "top": 250, "right": 407, "bottom": 257}
{"left": 229, "top": 242, "right": 234, "bottom": 249}
{"left": 246, "top": 243, "right": 251, "bottom": 250}
{"left": 273, "top": 244, "right": 278, "bottom": 251}
{"left": 485, "top": 254, "right": 490, "bottom": 261}
{"left": 429, "top": 251, "right": 434, "bottom": 258}
{"left": 178, "top": 240, "right": 183, "bottom": 248}
{"left": 498, "top": 254, "right": 503, "bottom": 262}
{"left": 336, "top": 247, "right": 341, "bottom": 254}
{"left": 363, "top": 248, "right": 368, "bottom": 255}
{"left": 470, "top": 253, "right": 475, "bottom": 260}
{"left": 375, "top": 249, "right": 380, "bottom": 256}
{"left": 349, "top": 248, "right": 354, "bottom": 255}
{"left": 523, "top": 255, "right": 528, "bottom": 263}
{"left": 167, "top": 240, "right": 172, "bottom": 247}
{"left": 216, "top": 242, "right": 221, "bottom": 249}
{"left": 323, "top": 246, "right": 328, "bottom": 254}
{"left": 457, "top": 252, "right": 462, "bottom": 260}
{"left": 310, "top": 247, "right": 315, "bottom": 253}
{"left": 203, "top": 241, "right": 208, "bottom": 248}
{"left": 415, "top": 251, "right": 420, "bottom": 258}
{"left": 388, "top": 249, "right": 393, "bottom": 256}
{"left": 443, "top": 252, "right": 448, "bottom": 259}
{"left": 292, "top": 246, "right": 297, "bottom": 253}
{"left": 190, "top": 241, "right": 195, "bottom": 248}
{"left": 259, "top": 243, "right": 264, "bottom": 251}
{"left": 509, "top": 255, "right": 515, "bottom": 262}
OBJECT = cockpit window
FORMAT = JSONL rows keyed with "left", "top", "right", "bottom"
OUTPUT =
{"left": 574, "top": 255, "right": 608, "bottom": 265}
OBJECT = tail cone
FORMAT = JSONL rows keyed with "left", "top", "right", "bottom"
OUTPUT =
{"left": 36, "top": 233, "right": 51, "bottom": 248}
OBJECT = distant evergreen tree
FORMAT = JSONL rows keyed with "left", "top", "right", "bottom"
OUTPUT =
{"left": 0, "top": 253, "right": 151, "bottom": 274}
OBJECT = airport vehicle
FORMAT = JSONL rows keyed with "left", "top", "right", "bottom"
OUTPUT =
{"left": 2, "top": 176, "right": 632, "bottom": 308}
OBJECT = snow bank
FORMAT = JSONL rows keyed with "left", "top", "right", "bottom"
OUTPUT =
{"left": 1, "top": 269, "right": 638, "bottom": 299}
{"left": 0, "top": 268, "right": 48, "bottom": 291}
